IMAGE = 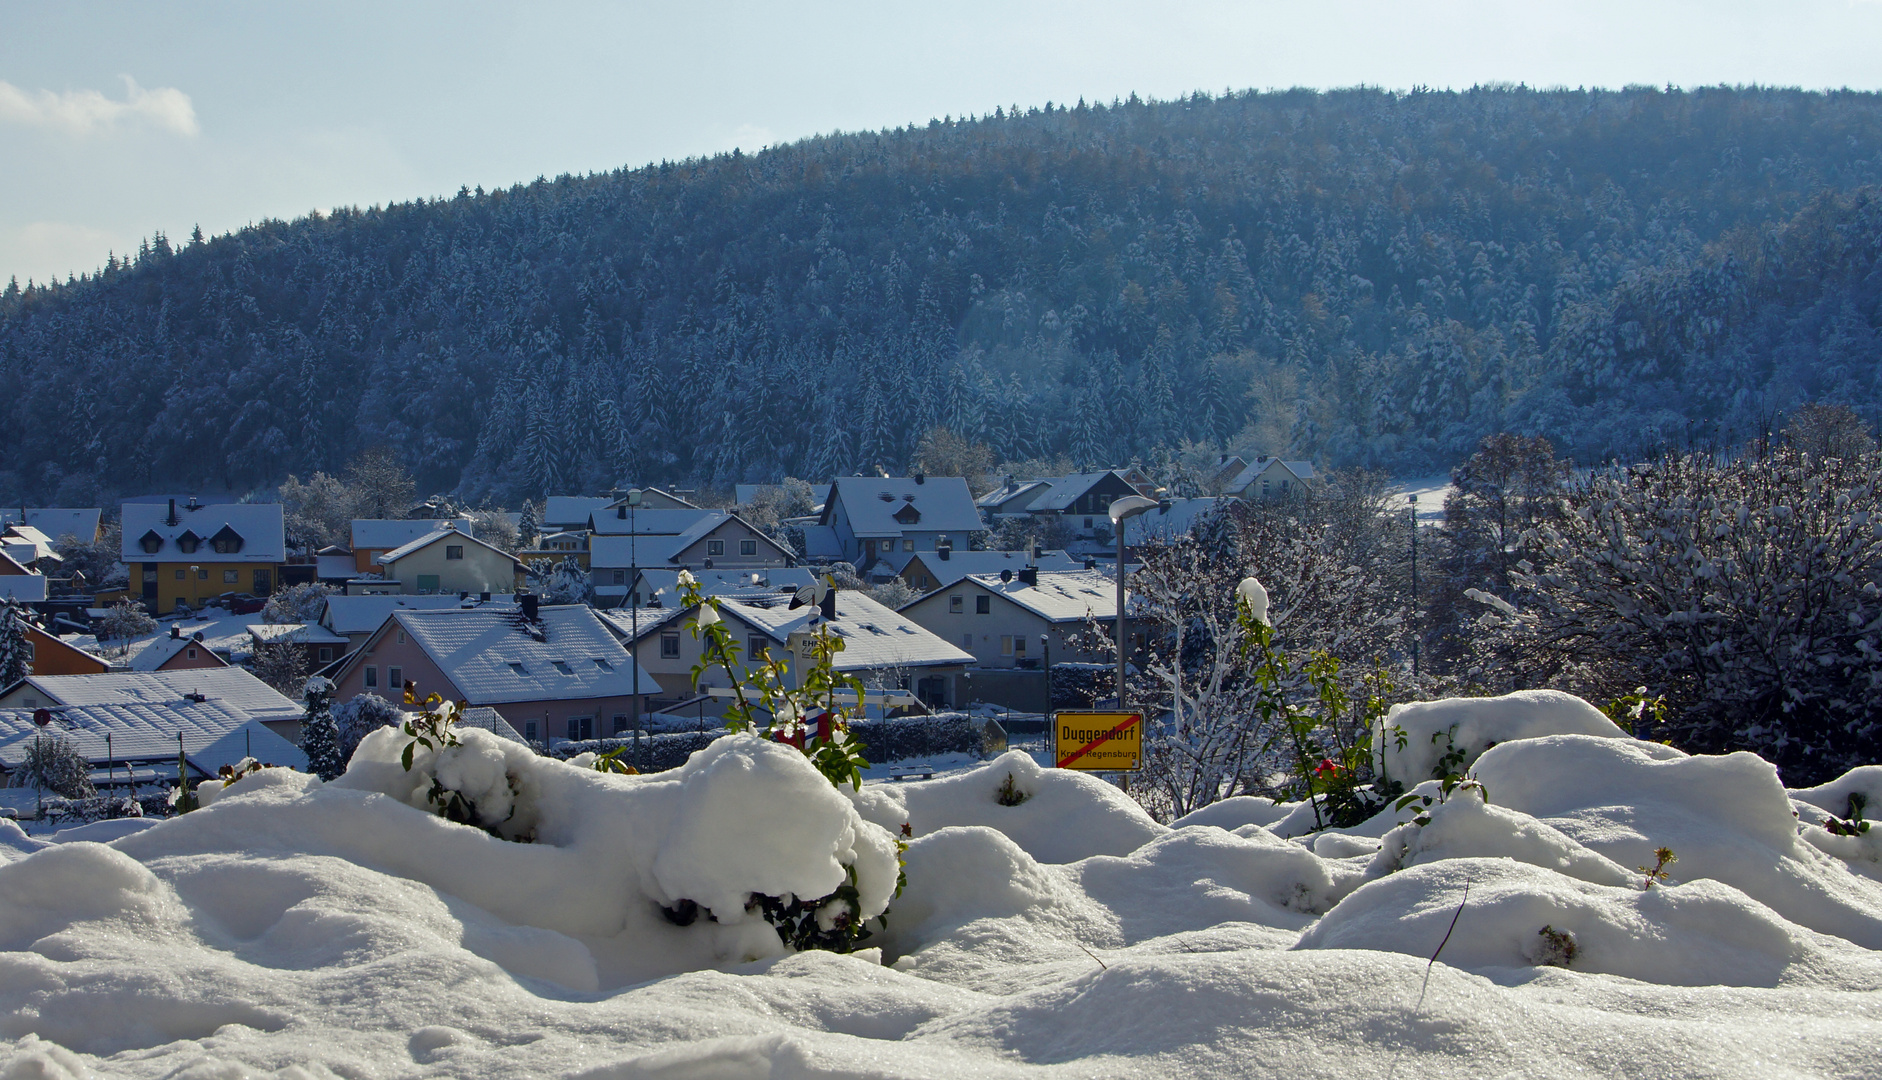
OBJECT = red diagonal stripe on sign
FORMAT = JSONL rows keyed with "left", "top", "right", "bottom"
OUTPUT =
{"left": 1057, "top": 714, "right": 1141, "bottom": 769}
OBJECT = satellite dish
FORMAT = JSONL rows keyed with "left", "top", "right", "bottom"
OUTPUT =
{"left": 33, "top": 709, "right": 51, "bottom": 727}
{"left": 1000, "top": 569, "right": 1013, "bottom": 583}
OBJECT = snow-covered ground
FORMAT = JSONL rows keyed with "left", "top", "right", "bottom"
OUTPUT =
{"left": 2, "top": 693, "right": 1880, "bottom": 1078}
{"left": 86, "top": 607, "right": 263, "bottom": 666}
{"left": 1392, "top": 472, "right": 1453, "bottom": 525}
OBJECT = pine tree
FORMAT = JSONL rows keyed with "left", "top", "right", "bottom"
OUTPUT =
{"left": 300, "top": 677, "right": 345, "bottom": 780}
{"left": 0, "top": 600, "right": 31, "bottom": 687}
{"left": 518, "top": 501, "right": 539, "bottom": 549}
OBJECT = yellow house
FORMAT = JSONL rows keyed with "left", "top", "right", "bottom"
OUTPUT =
{"left": 122, "top": 499, "right": 285, "bottom": 613}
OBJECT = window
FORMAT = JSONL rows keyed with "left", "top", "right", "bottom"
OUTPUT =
{"left": 187, "top": 648, "right": 197, "bottom": 659}
{"left": 318, "top": 647, "right": 333, "bottom": 663}
{"left": 902, "top": 539, "right": 914, "bottom": 552}
{"left": 213, "top": 538, "right": 236, "bottom": 553}
{"left": 175, "top": 568, "right": 185, "bottom": 580}
{"left": 446, "top": 545, "right": 464, "bottom": 560}
{"left": 948, "top": 595, "right": 963, "bottom": 613}
{"left": 918, "top": 575, "right": 931, "bottom": 590}
{"left": 613, "top": 569, "right": 626, "bottom": 585}
{"left": 198, "top": 568, "right": 209, "bottom": 580}
{"left": 593, "top": 658, "right": 614, "bottom": 672}
{"left": 223, "top": 570, "right": 239, "bottom": 584}
{"left": 416, "top": 575, "right": 440, "bottom": 593}
{"left": 1001, "top": 635, "right": 1014, "bottom": 656}
{"left": 525, "top": 720, "right": 538, "bottom": 741}
{"left": 976, "top": 595, "right": 991, "bottom": 614}
{"left": 1014, "top": 636, "right": 1027, "bottom": 655}
{"left": 613, "top": 714, "right": 628, "bottom": 735}
{"left": 397, "top": 631, "right": 405, "bottom": 644}
{"left": 388, "top": 667, "right": 403, "bottom": 688}
{"left": 253, "top": 570, "right": 270, "bottom": 594}
{"left": 140, "top": 533, "right": 163, "bottom": 554}
{"left": 509, "top": 662, "right": 529, "bottom": 676}
{"left": 661, "top": 632, "right": 681, "bottom": 658}
{"left": 1084, "top": 517, "right": 1093, "bottom": 529}
{"left": 707, "top": 540, "right": 724, "bottom": 556}
{"left": 741, "top": 539, "right": 758, "bottom": 556}
{"left": 551, "top": 660, "right": 573, "bottom": 675}
{"left": 749, "top": 635, "right": 767, "bottom": 660}
{"left": 364, "top": 666, "right": 377, "bottom": 688}
{"left": 567, "top": 716, "right": 593, "bottom": 741}
{"left": 176, "top": 536, "right": 198, "bottom": 554}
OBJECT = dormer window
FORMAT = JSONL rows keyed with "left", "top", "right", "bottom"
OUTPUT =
{"left": 210, "top": 525, "right": 244, "bottom": 554}
{"left": 139, "top": 530, "right": 164, "bottom": 555}
{"left": 893, "top": 503, "right": 921, "bottom": 525}
{"left": 175, "top": 530, "right": 202, "bottom": 554}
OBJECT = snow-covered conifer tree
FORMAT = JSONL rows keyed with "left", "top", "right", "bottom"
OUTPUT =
{"left": 299, "top": 676, "right": 344, "bottom": 780}
{"left": 0, "top": 599, "right": 31, "bottom": 686}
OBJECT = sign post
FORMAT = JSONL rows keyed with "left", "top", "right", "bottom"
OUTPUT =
{"left": 1054, "top": 711, "right": 1143, "bottom": 771}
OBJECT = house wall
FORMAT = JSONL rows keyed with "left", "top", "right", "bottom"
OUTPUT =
{"left": 902, "top": 582, "right": 1114, "bottom": 669}
{"left": 669, "top": 520, "right": 790, "bottom": 570}
{"left": 131, "top": 560, "right": 279, "bottom": 613}
{"left": 21, "top": 625, "right": 109, "bottom": 675}
{"left": 154, "top": 643, "right": 227, "bottom": 671}
{"left": 381, "top": 542, "right": 516, "bottom": 596}
{"left": 329, "top": 623, "right": 652, "bottom": 744}
{"left": 631, "top": 608, "right": 779, "bottom": 704}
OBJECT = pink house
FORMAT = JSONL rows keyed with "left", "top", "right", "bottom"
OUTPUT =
{"left": 327, "top": 597, "right": 659, "bottom": 745}
{"left": 130, "top": 625, "right": 230, "bottom": 672}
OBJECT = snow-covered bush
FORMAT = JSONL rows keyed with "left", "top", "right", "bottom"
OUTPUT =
{"left": 333, "top": 692, "right": 401, "bottom": 765}
{"left": 98, "top": 598, "right": 157, "bottom": 649}
{"left": 20, "top": 733, "right": 93, "bottom": 800}
{"left": 1492, "top": 445, "right": 1882, "bottom": 783}
{"left": 262, "top": 582, "right": 331, "bottom": 624}
{"left": 528, "top": 555, "right": 593, "bottom": 605}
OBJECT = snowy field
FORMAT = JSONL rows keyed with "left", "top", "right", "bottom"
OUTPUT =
{"left": 2, "top": 691, "right": 1880, "bottom": 1078}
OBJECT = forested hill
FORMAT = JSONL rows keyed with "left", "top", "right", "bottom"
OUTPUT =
{"left": 4, "top": 85, "right": 1882, "bottom": 505}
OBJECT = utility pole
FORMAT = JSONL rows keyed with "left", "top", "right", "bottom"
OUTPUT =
{"left": 1107, "top": 495, "right": 1162, "bottom": 712}
{"left": 1409, "top": 493, "right": 1420, "bottom": 679}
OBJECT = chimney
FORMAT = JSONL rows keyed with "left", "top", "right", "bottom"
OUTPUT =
{"left": 938, "top": 546, "right": 950, "bottom": 561}
{"left": 167, "top": 498, "right": 178, "bottom": 526}
{"left": 187, "top": 495, "right": 199, "bottom": 511}
{"left": 1018, "top": 567, "right": 1038, "bottom": 587}
{"left": 617, "top": 505, "right": 626, "bottom": 519}
{"left": 914, "top": 473, "right": 925, "bottom": 485}
{"left": 520, "top": 593, "right": 540, "bottom": 621}
{"left": 480, "top": 592, "right": 491, "bottom": 602}
{"left": 1084, "top": 559, "right": 1097, "bottom": 570}
{"left": 170, "top": 624, "right": 181, "bottom": 639}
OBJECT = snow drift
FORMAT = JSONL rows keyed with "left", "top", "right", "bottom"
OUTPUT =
{"left": 0, "top": 692, "right": 1878, "bottom": 1078}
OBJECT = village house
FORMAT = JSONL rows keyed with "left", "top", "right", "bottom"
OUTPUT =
{"left": 0, "top": 667, "right": 309, "bottom": 745}
{"left": 122, "top": 499, "right": 285, "bottom": 613}
{"left": 896, "top": 548, "right": 1086, "bottom": 595}
{"left": 0, "top": 699, "right": 305, "bottom": 792}
{"left": 325, "top": 598, "right": 659, "bottom": 745}
{"left": 247, "top": 622, "right": 351, "bottom": 671}
{"left": 128, "top": 624, "right": 230, "bottom": 673}
{"left": 1220, "top": 457, "right": 1315, "bottom": 499}
{"left": 318, "top": 593, "right": 489, "bottom": 653}
{"left": 609, "top": 589, "right": 974, "bottom": 714}
{"left": 1021, "top": 471, "right": 1148, "bottom": 540}
{"left": 1123, "top": 498, "right": 1225, "bottom": 548}
{"left": 0, "top": 508, "right": 104, "bottom": 545}
{"left": 2, "top": 524, "right": 61, "bottom": 573}
{"left": 899, "top": 568, "right": 1123, "bottom": 670}
{"left": 975, "top": 478, "right": 1055, "bottom": 523}
{"left": 374, "top": 526, "right": 522, "bottom": 596}
{"left": 7, "top": 612, "right": 108, "bottom": 675}
{"left": 815, "top": 475, "right": 983, "bottom": 569}
{"left": 588, "top": 510, "right": 794, "bottom": 604}
{"left": 348, "top": 518, "right": 473, "bottom": 573}
{"left": 0, "top": 551, "right": 48, "bottom": 604}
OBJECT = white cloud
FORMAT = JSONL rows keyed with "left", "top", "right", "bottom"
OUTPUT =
{"left": 0, "top": 76, "right": 198, "bottom": 137}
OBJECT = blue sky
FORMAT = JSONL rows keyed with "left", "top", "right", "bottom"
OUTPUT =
{"left": 5, "top": 0, "right": 1882, "bottom": 286}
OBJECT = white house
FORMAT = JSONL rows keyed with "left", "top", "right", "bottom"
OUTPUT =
{"left": 0, "top": 508, "right": 103, "bottom": 545}
{"left": 818, "top": 476, "right": 984, "bottom": 568}
{"left": 1221, "top": 457, "right": 1315, "bottom": 500}
{"left": 319, "top": 594, "right": 493, "bottom": 652}
{"left": 375, "top": 527, "right": 521, "bottom": 596}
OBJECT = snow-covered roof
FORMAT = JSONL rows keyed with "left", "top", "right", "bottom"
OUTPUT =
{"left": 905, "top": 548, "right": 1085, "bottom": 590}
{"left": 127, "top": 630, "right": 225, "bottom": 672}
{"left": 1024, "top": 472, "right": 1131, "bottom": 512}
{"left": 0, "top": 508, "right": 100, "bottom": 543}
{"left": 543, "top": 496, "right": 612, "bottom": 529}
{"left": 589, "top": 534, "right": 689, "bottom": 569}
{"left": 376, "top": 526, "right": 520, "bottom": 567}
{"left": 382, "top": 605, "right": 659, "bottom": 704}
{"left": 320, "top": 594, "right": 491, "bottom": 635}
{"left": 594, "top": 605, "right": 691, "bottom": 643}
{"left": 975, "top": 480, "right": 1053, "bottom": 512}
{"left": 7, "top": 668, "right": 304, "bottom": 724}
{"left": 3, "top": 525, "right": 59, "bottom": 564}
{"left": 961, "top": 569, "right": 1120, "bottom": 623}
{"left": 721, "top": 591, "right": 975, "bottom": 671}
{"left": 316, "top": 553, "right": 357, "bottom": 580}
{"left": 351, "top": 518, "right": 472, "bottom": 551}
{"left": 1124, "top": 498, "right": 1226, "bottom": 545}
{"left": 0, "top": 705, "right": 305, "bottom": 774}
{"left": 799, "top": 525, "right": 844, "bottom": 560}
{"left": 1226, "top": 457, "right": 1315, "bottom": 492}
{"left": 635, "top": 567, "right": 816, "bottom": 602}
{"left": 0, "top": 559, "right": 47, "bottom": 602}
{"left": 121, "top": 501, "right": 286, "bottom": 563}
{"left": 246, "top": 622, "right": 349, "bottom": 645}
{"left": 824, "top": 477, "right": 982, "bottom": 538}
{"left": 587, "top": 508, "right": 722, "bottom": 537}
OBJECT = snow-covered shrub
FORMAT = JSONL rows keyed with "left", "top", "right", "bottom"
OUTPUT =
{"left": 1373, "top": 689, "right": 1626, "bottom": 786}
{"left": 98, "top": 599, "right": 156, "bottom": 650}
{"left": 1492, "top": 445, "right": 1882, "bottom": 784}
{"left": 528, "top": 556, "right": 593, "bottom": 605}
{"left": 299, "top": 677, "right": 344, "bottom": 781}
{"left": 261, "top": 582, "right": 331, "bottom": 624}
{"left": 20, "top": 733, "right": 93, "bottom": 800}
{"left": 333, "top": 692, "right": 401, "bottom": 765}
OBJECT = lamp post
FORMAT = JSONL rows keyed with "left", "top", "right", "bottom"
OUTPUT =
{"left": 1408, "top": 493, "right": 1420, "bottom": 679}
{"left": 1107, "top": 495, "right": 1162, "bottom": 712}
{"left": 627, "top": 488, "right": 643, "bottom": 759}
{"left": 1040, "top": 633, "right": 1052, "bottom": 755}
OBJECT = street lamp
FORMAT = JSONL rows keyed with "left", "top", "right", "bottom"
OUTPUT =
{"left": 626, "top": 488, "right": 643, "bottom": 761}
{"left": 1408, "top": 493, "right": 1419, "bottom": 678}
{"left": 1108, "top": 495, "right": 1163, "bottom": 712}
